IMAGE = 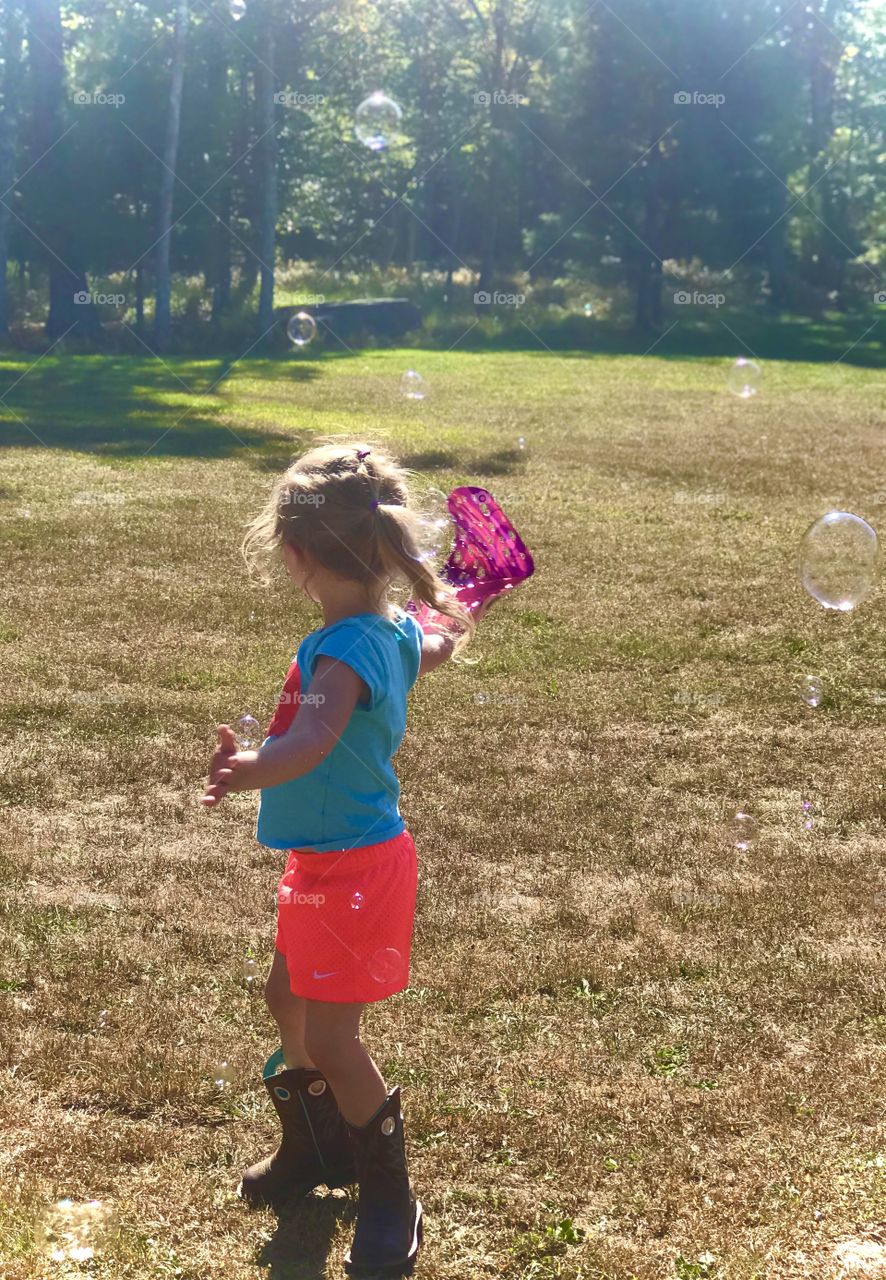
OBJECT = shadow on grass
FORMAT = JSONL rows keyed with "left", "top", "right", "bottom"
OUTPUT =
{"left": 418, "top": 308, "right": 886, "bottom": 366}
{"left": 402, "top": 446, "right": 527, "bottom": 479}
{"left": 0, "top": 356, "right": 319, "bottom": 461}
{"left": 255, "top": 1193, "right": 351, "bottom": 1279}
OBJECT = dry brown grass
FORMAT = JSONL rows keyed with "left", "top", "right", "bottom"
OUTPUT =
{"left": 0, "top": 348, "right": 884, "bottom": 1279}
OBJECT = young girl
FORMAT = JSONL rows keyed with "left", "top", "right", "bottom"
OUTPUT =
{"left": 201, "top": 443, "right": 473, "bottom": 1278}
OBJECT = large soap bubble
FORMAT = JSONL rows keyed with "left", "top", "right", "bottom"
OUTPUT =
{"left": 799, "top": 511, "right": 879, "bottom": 611}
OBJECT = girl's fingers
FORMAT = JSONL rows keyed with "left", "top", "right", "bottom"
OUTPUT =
{"left": 200, "top": 782, "right": 228, "bottom": 808}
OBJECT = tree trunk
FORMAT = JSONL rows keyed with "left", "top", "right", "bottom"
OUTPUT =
{"left": 206, "top": 18, "right": 232, "bottom": 321}
{"left": 765, "top": 179, "right": 789, "bottom": 309}
{"left": 255, "top": 5, "right": 277, "bottom": 336}
{"left": 0, "top": 3, "right": 23, "bottom": 337}
{"left": 27, "top": 0, "right": 101, "bottom": 339}
{"left": 154, "top": 0, "right": 189, "bottom": 349}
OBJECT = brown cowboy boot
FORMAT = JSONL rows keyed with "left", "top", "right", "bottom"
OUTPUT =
{"left": 238, "top": 1050, "right": 356, "bottom": 1211}
{"left": 344, "top": 1087, "right": 423, "bottom": 1277}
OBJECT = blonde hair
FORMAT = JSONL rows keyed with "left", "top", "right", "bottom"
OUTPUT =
{"left": 242, "top": 442, "right": 474, "bottom": 643}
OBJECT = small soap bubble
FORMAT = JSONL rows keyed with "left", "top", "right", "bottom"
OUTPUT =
{"left": 400, "top": 369, "right": 427, "bottom": 400}
{"left": 38, "top": 1199, "right": 114, "bottom": 1263}
{"left": 801, "top": 675, "right": 823, "bottom": 708}
{"left": 474, "top": 692, "right": 489, "bottom": 705}
{"left": 213, "top": 1060, "right": 236, "bottom": 1091}
{"left": 517, "top": 436, "right": 526, "bottom": 450}
{"left": 286, "top": 311, "right": 317, "bottom": 346}
{"left": 229, "top": 0, "right": 247, "bottom": 17}
{"left": 730, "top": 811, "right": 758, "bottom": 851}
{"left": 350, "top": 891, "right": 365, "bottom": 911}
{"left": 355, "top": 92, "right": 403, "bottom": 151}
{"left": 583, "top": 301, "right": 593, "bottom": 317}
{"left": 241, "top": 958, "right": 258, "bottom": 985}
{"left": 726, "top": 356, "right": 763, "bottom": 399}
{"left": 802, "top": 799, "right": 820, "bottom": 831}
{"left": 368, "top": 947, "right": 403, "bottom": 984}
{"left": 234, "top": 714, "right": 261, "bottom": 750}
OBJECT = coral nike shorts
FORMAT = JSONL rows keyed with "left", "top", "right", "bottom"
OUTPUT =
{"left": 274, "top": 830, "right": 418, "bottom": 1004}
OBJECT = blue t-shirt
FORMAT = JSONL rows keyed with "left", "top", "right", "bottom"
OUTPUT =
{"left": 255, "top": 610, "right": 423, "bottom": 853}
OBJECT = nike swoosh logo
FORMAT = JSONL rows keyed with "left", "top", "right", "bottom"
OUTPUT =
{"left": 312, "top": 970, "right": 338, "bottom": 980}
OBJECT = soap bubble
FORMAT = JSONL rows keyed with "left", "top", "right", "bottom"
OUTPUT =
{"left": 517, "top": 436, "right": 526, "bottom": 450}
{"left": 241, "top": 958, "right": 259, "bottom": 985}
{"left": 213, "top": 1061, "right": 236, "bottom": 1091}
{"left": 350, "top": 891, "right": 365, "bottom": 911}
{"left": 38, "top": 1199, "right": 115, "bottom": 1263}
{"left": 799, "top": 511, "right": 879, "bottom": 611}
{"left": 234, "top": 714, "right": 261, "bottom": 750}
{"left": 730, "top": 811, "right": 758, "bottom": 851}
{"left": 355, "top": 92, "right": 402, "bottom": 151}
{"left": 726, "top": 357, "right": 763, "bottom": 399}
{"left": 229, "top": 0, "right": 246, "bottom": 18}
{"left": 368, "top": 947, "right": 403, "bottom": 984}
{"left": 802, "top": 799, "right": 819, "bottom": 831}
{"left": 400, "top": 369, "right": 427, "bottom": 400}
{"left": 412, "top": 485, "right": 453, "bottom": 566}
{"left": 286, "top": 311, "right": 317, "bottom": 347}
{"left": 801, "top": 675, "right": 823, "bottom": 708}
{"left": 583, "top": 302, "right": 593, "bottom": 317}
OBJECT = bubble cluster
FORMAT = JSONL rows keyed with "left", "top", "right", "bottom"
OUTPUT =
{"left": 38, "top": 1199, "right": 115, "bottom": 1264}
{"left": 234, "top": 714, "right": 261, "bottom": 750}
{"left": 799, "top": 511, "right": 879, "bottom": 611}
{"left": 287, "top": 311, "right": 317, "bottom": 347}
{"left": 355, "top": 92, "right": 402, "bottom": 151}
{"left": 726, "top": 357, "right": 763, "bottom": 399}
{"left": 730, "top": 811, "right": 758, "bottom": 851}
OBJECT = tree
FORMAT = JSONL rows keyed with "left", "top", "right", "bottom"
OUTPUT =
{"left": 155, "top": 0, "right": 190, "bottom": 347}
{"left": 255, "top": 0, "right": 278, "bottom": 334}
{"left": 25, "top": 0, "right": 101, "bottom": 338}
{"left": 0, "top": 0, "right": 23, "bottom": 337}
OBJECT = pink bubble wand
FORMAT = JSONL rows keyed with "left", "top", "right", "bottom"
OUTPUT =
{"left": 408, "top": 486, "right": 535, "bottom": 628}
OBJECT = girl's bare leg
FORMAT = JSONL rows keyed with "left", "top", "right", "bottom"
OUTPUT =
{"left": 303, "top": 999, "right": 387, "bottom": 1126}
{"left": 264, "top": 950, "right": 316, "bottom": 1069}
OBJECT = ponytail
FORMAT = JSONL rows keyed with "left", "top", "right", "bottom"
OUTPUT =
{"left": 373, "top": 502, "right": 475, "bottom": 648}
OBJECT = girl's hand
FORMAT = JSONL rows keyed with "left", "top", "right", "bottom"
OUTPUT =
{"left": 201, "top": 724, "right": 251, "bottom": 809}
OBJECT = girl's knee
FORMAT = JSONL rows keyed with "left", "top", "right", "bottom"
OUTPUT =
{"left": 302, "top": 1027, "right": 353, "bottom": 1072}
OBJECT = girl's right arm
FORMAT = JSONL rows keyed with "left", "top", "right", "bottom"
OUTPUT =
{"left": 417, "top": 597, "right": 491, "bottom": 676}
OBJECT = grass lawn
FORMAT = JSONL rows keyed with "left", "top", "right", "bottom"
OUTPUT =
{"left": 0, "top": 346, "right": 884, "bottom": 1280}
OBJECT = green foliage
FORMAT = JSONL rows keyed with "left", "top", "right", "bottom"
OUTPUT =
{"left": 1, "top": 0, "right": 884, "bottom": 342}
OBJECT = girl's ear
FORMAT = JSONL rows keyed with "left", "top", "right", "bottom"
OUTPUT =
{"left": 281, "top": 542, "right": 305, "bottom": 578}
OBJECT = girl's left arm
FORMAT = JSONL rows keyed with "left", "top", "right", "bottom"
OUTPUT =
{"left": 200, "top": 656, "right": 366, "bottom": 808}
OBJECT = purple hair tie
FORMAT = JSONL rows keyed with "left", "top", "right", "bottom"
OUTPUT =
{"left": 357, "top": 449, "right": 371, "bottom": 461}
{"left": 369, "top": 498, "right": 380, "bottom": 510}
